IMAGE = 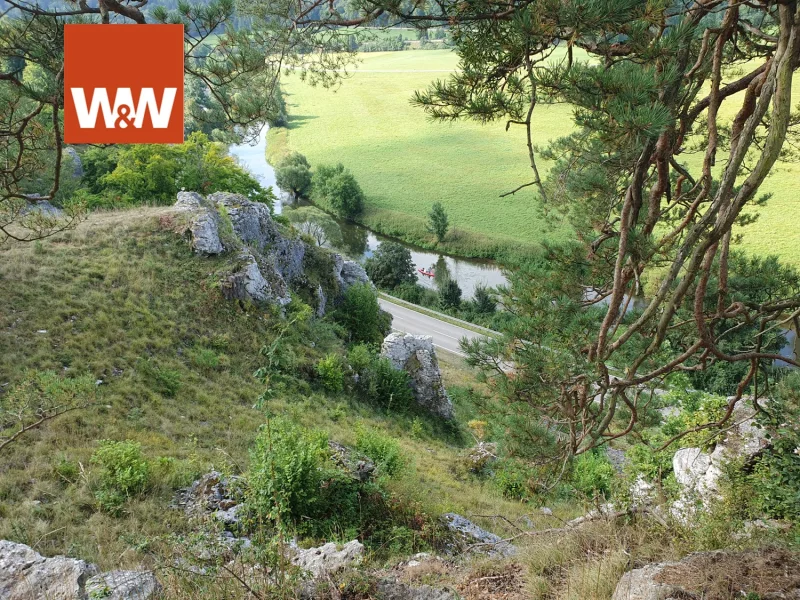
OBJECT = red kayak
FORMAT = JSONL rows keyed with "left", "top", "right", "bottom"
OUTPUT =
{"left": 418, "top": 268, "right": 435, "bottom": 278}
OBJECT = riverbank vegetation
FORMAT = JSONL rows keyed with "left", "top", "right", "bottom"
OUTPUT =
{"left": 271, "top": 49, "right": 800, "bottom": 268}
{"left": 268, "top": 50, "right": 573, "bottom": 259}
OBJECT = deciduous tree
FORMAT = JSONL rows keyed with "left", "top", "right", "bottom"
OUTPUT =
{"left": 427, "top": 201, "right": 449, "bottom": 242}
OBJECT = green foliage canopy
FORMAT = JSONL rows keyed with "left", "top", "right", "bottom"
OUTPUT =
{"left": 275, "top": 0, "right": 800, "bottom": 461}
{"left": 312, "top": 163, "right": 365, "bottom": 219}
{"left": 365, "top": 241, "right": 416, "bottom": 290}
{"left": 275, "top": 152, "right": 312, "bottom": 199}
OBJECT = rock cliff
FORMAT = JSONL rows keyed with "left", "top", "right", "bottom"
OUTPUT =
{"left": 174, "top": 191, "right": 368, "bottom": 314}
{"left": 381, "top": 332, "right": 454, "bottom": 419}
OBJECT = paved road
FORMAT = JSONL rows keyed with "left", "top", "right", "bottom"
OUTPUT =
{"left": 378, "top": 298, "right": 490, "bottom": 357}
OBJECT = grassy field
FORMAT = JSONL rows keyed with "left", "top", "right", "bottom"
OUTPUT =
{"left": 271, "top": 49, "right": 800, "bottom": 265}
{"left": 270, "top": 50, "right": 575, "bottom": 258}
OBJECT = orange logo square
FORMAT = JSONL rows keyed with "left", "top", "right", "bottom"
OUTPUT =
{"left": 64, "top": 24, "right": 184, "bottom": 144}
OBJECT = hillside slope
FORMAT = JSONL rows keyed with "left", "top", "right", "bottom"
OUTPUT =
{"left": 0, "top": 206, "right": 549, "bottom": 582}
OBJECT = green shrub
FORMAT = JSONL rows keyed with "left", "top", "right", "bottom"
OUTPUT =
{"left": 247, "top": 418, "right": 363, "bottom": 537}
{"left": 333, "top": 283, "right": 389, "bottom": 345}
{"left": 138, "top": 359, "right": 182, "bottom": 397}
{"left": 151, "top": 456, "right": 204, "bottom": 491}
{"left": 248, "top": 418, "right": 329, "bottom": 526}
{"left": 347, "top": 343, "right": 373, "bottom": 376}
{"left": 311, "top": 163, "right": 364, "bottom": 219}
{"left": 358, "top": 356, "right": 415, "bottom": 411}
{"left": 275, "top": 152, "right": 312, "bottom": 199}
{"left": 93, "top": 132, "right": 271, "bottom": 206}
{"left": 355, "top": 425, "right": 406, "bottom": 478}
{"left": 493, "top": 458, "right": 534, "bottom": 500}
{"left": 190, "top": 347, "right": 227, "bottom": 372}
{"left": 438, "top": 278, "right": 462, "bottom": 310}
{"left": 472, "top": 285, "right": 496, "bottom": 314}
{"left": 316, "top": 353, "right": 345, "bottom": 392}
{"left": 393, "top": 282, "right": 439, "bottom": 308}
{"left": 426, "top": 201, "right": 449, "bottom": 242}
{"left": 364, "top": 242, "right": 416, "bottom": 290}
{"left": 747, "top": 373, "right": 800, "bottom": 521}
{"left": 91, "top": 440, "right": 150, "bottom": 514}
{"left": 54, "top": 457, "right": 80, "bottom": 484}
{"left": 570, "top": 451, "right": 615, "bottom": 499}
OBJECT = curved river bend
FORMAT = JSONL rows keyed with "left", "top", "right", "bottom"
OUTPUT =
{"left": 230, "top": 127, "right": 508, "bottom": 300}
{"left": 230, "top": 128, "right": 800, "bottom": 365}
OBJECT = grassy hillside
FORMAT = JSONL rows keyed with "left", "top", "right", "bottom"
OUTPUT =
{"left": 271, "top": 50, "right": 800, "bottom": 266}
{"left": 0, "top": 208, "right": 570, "bottom": 590}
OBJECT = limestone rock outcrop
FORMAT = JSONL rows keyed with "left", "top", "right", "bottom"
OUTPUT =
{"left": 221, "top": 251, "right": 291, "bottom": 307}
{"left": 328, "top": 440, "right": 376, "bottom": 482}
{"left": 381, "top": 332, "right": 453, "bottom": 419}
{"left": 612, "top": 562, "right": 681, "bottom": 600}
{"left": 64, "top": 147, "right": 83, "bottom": 179}
{"left": 375, "top": 579, "right": 458, "bottom": 600}
{"left": 671, "top": 399, "right": 767, "bottom": 518}
{"left": 85, "top": 570, "right": 162, "bottom": 600}
{"left": 174, "top": 191, "right": 371, "bottom": 313}
{"left": 175, "top": 191, "right": 223, "bottom": 255}
{"left": 441, "top": 513, "right": 516, "bottom": 557}
{"left": 611, "top": 549, "right": 800, "bottom": 600}
{"left": 338, "top": 256, "right": 370, "bottom": 289}
{"left": 175, "top": 470, "right": 246, "bottom": 528}
{"left": 291, "top": 540, "right": 364, "bottom": 577}
{"left": 0, "top": 540, "right": 160, "bottom": 600}
{"left": 0, "top": 540, "right": 97, "bottom": 600}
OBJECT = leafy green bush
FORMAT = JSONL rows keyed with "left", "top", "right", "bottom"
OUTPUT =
{"left": 190, "top": 347, "right": 227, "bottom": 372}
{"left": 493, "top": 458, "right": 534, "bottom": 500}
{"left": 347, "top": 343, "right": 374, "bottom": 376}
{"left": 748, "top": 373, "right": 800, "bottom": 521}
{"left": 91, "top": 440, "right": 150, "bottom": 514}
{"left": 472, "top": 285, "right": 496, "bottom": 314}
{"left": 55, "top": 457, "right": 80, "bottom": 484}
{"left": 248, "top": 418, "right": 330, "bottom": 525}
{"left": 275, "top": 152, "right": 312, "bottom": 199}
{"left": 333, "top": 283, "right": 390, "bottom": 345}
{"left": 661, "top": 389, "right": 729, "bottom": 449}
{"left": 316, "top": 353, "right": 345, "bottom": 392}
{"left": 247, "top": 418, "right": 362, "bottom": 537}
{"left": 138, "top": 359, "right": 182, "bottom": 397}
{"left": 438, "top": 278, "right": 462, "bottom": 310}
{"left": 570, "top": 451, "right": 615, "bottom": 498}
{"left": 358, "top": 356, "right": 415, "bottom": 412}
{"left": 364, "top": 242, "right": 416, "bottom": 290}
{"left": 79, "top": 132, "right": 272, "bottom": 207}
{"left": 355, "top": 425, "right": 406, "bottom": 478}
{"left": 427, "top": 201, "right": 449, "bottom": 242}
{"left": 312, "top": 163, "right": 364, "bottom": 219}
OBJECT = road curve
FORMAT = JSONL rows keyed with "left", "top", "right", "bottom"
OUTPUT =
{"left": 378, "top": 298, "right": 490, "bottom": 357}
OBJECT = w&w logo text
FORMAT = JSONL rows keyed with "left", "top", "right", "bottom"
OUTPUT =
{"left": 64, "top": 24, "right": 184, "bottom": 144}
{"left": 70, "top": 88, "right": 178, "bottom": 130}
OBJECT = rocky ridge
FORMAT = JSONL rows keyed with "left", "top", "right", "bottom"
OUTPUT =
{"left": 174, "top": 190, "right": 369, "bottom": 314}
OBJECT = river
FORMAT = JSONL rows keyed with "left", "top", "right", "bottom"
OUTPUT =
{"left": 229, "top": 127, "right": 508, "bottom": 299}
{"left": 229, "top": 128, "right": 800, "bottom": 366}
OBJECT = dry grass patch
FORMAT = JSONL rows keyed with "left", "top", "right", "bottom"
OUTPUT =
{"left": 656, "top": 548, "right": 800, "bottom": 600}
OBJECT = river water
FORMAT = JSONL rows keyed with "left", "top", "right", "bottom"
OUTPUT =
{"left": 229, "top": 128, "right": 800, "bottom": 365}
{"left": 229, "top": 127, "right": 508, "bottom": 299}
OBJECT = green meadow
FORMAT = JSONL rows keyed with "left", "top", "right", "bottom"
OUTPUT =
{"left": 270, "top": 50, "right": 574, "bottom": 258}
{"left": 271, "top": 49, "right": 800, "bottom": 264}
